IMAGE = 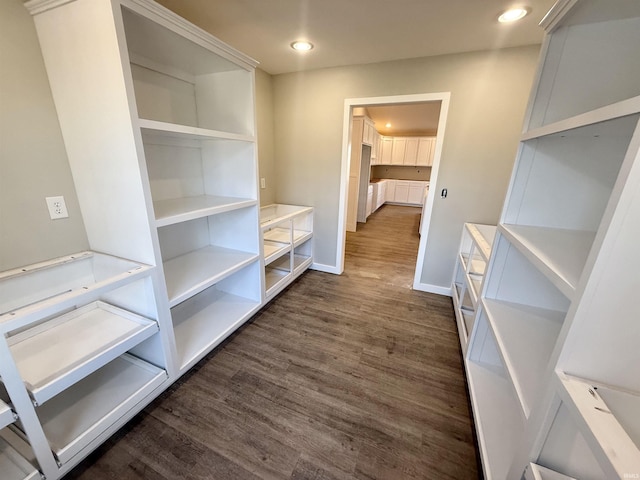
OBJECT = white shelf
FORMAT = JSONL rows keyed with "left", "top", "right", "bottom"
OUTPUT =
{"left": 482, "top": 299, "right": 564, "bottom": 417}
{"left": 558, "top": 374, "right": 640, "bottom": 478}
{"left": 139, "top": 118, "right": 254, "bottom": 143}
{"left": 172, "top": 287, "right": 260, "bottom": 372}
{"left": 154, "top": 195, "right": 256, "bottom": 227}
{"left": 0, "top": 401, "right": 15, "bottom": 431}
{"left": 460, "top": 253, "right": 486, "bottom": 275}
{"left": 265, "top": 267, "right": 289, "bottom": 297}
{"left": 525, "top": 463, "right": 577, "bottom": 480}
{"left": 466, "top": 223, "right": 497, "bottom": 261}
{"left": 466, "top": 360, "right": 523, "bottom": 480}
{"left": 163, "top": 246, "right": 258, "bottom": 307}
{"left": 260, "top": 204, "right": 313, "bottom": 228}
{"left": 8, "top": 301, "right": 158, "bottom": 405}
{"left": 465, "top": 272, "right": 482, "bottom": 308}
{"left": 500, "top": 225, "right": 595, "bottom": 299}
{"left": 293, "top": 253, "right": 312, "bottom": 274}
{"left": 0, "top": 436, "right": 39, "bottom": 480}
{"left": 263, "top": 227, "right": 291, "bottom": 244}
{"left": 453, "top": 282, "right": 473, "bottom": 311}
{"left": 263, "top": 240, "right": 290, "bottom": 266}
{"left": 0, "top": 251, "right": 150, "bottom": 334}
{"left": 35, "top": 354, "right": 166, "bottom": 465}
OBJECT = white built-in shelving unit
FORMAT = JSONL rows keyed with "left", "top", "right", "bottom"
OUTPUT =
{"left": 261, "top": 204, "right": 313, "bottom": 300}
{"left": 6, "top": 1, "right": 283, "bottom": 478}
{"left": 460, "top": 1, "right": 640, "bottom": 478}
{"left": 452, "top": 223, "right": 496, "bottom": 353}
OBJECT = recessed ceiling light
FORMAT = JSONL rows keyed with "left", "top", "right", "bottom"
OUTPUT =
{"left": 498, "top": 7, "right": 530, "bottom": 23}
{"left": 385, "top": 122, "right": 392, "bottom": 128}
{"left": 291, "top": 41, "right": 314, "bottom": 52}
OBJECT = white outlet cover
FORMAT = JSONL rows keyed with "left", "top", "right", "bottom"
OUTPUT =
{"left": 45, "top": 196, "right": 69, "bottom": 219}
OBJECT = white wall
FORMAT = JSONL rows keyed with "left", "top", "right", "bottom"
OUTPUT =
{"left": 272, "top": 46, "right": 540, "bottom": 286}
{"left": 0, "top": 0, "right": 88, "bottom": 271}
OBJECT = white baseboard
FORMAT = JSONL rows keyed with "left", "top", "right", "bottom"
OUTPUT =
{"left": 310, "top": 262, "right": 341, "bottom": 274}
{"left": 412, "top": 282, "right": 452, "bottom": 297}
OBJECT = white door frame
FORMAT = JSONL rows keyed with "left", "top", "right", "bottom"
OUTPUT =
{"left": 335, "top": 92, "right": 451, "bottom": 294}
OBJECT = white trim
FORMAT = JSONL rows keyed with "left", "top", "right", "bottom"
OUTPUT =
{"left": 338, "top": 93, "right": 452, "bottom": 282}
{"left": 539, "top": 0, "right": 579, "bottom": 32}
{"left": 413, "top": 282, "right": 452, "bottom": 297}
{"left": 310, "top": 262, "right": 340, "bottom": 274}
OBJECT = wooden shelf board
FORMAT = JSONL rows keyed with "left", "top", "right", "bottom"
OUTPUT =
{"left": 0, "top": 251, "right": 150, "bottom": 334}
{"left": 263, "top": 241, "right": 290, "bottom": 266}
{"left": 0, "top": 401, "right": 15, "bottom": 431}
{"left": 260, "top": 204, "right": 312, "bottom": 228}
{"left": 525, "top": 463, "right": 577, "bottom": 480}
{"left": 163, "top": 246, "right": 258, "bottom": 307}
{"left": 500, "top": 224, "right": 595, "bottom": 299}
{"left": 466, "top": 223, "right": 497, "bottom": 261}
{"left": 466, "top": 360, "right": 523, "bottom": 480}
{"left": 139, "top": 118, "right": 254, "bottom": 143}
{"left": 35, "top": 354, "right": 166, "bottom": 465}
{"left": 172, "top": 288, "right": 260, "bottom": 372}
{"left": 154, "top": 195, "right": 256, "bottom": 227}
{"left": 0, "top": 436, "right": 39, "bottom": 480}
{"left": 9, "top": 301, "right": 158, "bottom": 406}
{"left": 483, "top": 298, "right": 564, "bottom": 417}
{"left": 263, "top": 227, "right": 291, "bottom": 244}
{"left": 522, "top": 96, "right": 640, "bottom": 141}
{"left": 558, "top": 374, "right": 640, "bottom": 478}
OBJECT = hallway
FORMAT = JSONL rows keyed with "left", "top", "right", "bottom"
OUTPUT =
{"left": 66, "top": 204, "right": 479, "bottom": 480}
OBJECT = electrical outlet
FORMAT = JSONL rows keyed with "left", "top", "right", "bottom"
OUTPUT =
{"left": 45, "top": 196, "right": 69, "bottom": 220}
{"left": 260, "top": 178, "right": 266, "bottom": 189}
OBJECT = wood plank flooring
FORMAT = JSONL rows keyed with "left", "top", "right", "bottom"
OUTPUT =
{"left": 64, "top": 204, "right": 480, "bottom": 480}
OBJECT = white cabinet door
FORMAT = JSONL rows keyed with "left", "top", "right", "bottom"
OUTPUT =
{"left": 404, "top": 138, "right": 419, "bottom": 165}
{"left": 380, "top": 136, "right": 393, "bottom": 164}
{"left": 391, "top": 138, "right": 406, "bottom": 165}
{"left": 394, "top": 181, "right": 410, "bottom": 203}
{"left": 408, "top": 182, "right": 426, "bottom": 204}
{"left": 385, "top": 180, "right": 396, "bottom": 202}
{"left": 376, "top": 181, "right": 386, "bottom": 209}
{"left": 417, "top": 137, "right": 435, "bottom": 166}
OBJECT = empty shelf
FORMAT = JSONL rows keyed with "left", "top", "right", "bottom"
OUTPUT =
{"left": 139, "top": 118, "right": 254, "bottom": 143}
{"left": 293, "top": 254, "right": 312, "bottom": 274}
{"left": 172, "top": 287, "right": 261, "bottom": 372}
{"left": 163, "top": 246, "right": 259, "bottom": 307}
{"left": 0, "top": 400, "right": 15, "bottom": 431}
{"left": 260, "top": 204, "right": 313, "bottom": 227}
{"left": 263, "top": 240, "right": 290, "bottom": 265}
{"left": 466, "top": 223, "right": 497, "bottom": 261}
{"left": 154, "top": 195, "right": 256, "bottom": 227}
{"left": 500, "top": 225, "right": 595, "bottom": 299}
{"left": 265, "top": 267, "right": 289, "bottom": 297}
{"left": 8, "top": 301, "right": 158, "bottom": 405}
{"left": 558, "top": 374, "right": 640, "bottom": 478}
{"left": 525, "top": 463, "right": 577, "bottom": 480}
{"left": 35, "top": 354, "right": 166, "bottom": 465}
{"left": 0, "top": 436, "right": 39, "bottom": 480}
{"left": 482, "top": 299, "right": 564, "bottom": 417}
{"left": 263, "top": 227, "right": 291, "bottom": 244}
{"left": 460, "top": 253, "right": 487, "bottom": 275}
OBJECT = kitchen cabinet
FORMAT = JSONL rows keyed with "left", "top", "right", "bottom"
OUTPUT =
{"left": 403, "top": 138, "right": 420, "bottom": 165}
{"left": 407, "top": 182, "right": 425, "bottom": 204}
{"left": 461, "top": 1, "right": 640, "bottom": 478}
{"left": 417, "top": 137, "right": 435, "bottom": 166}
{"left": 393, "top": 181, "right": 410, "bottom": 203}
{"left": 391, "top": 137, "right": 406, "bottom": 165}
{"left": 379, "top": 136, "right": 393, "bottom": 164}
{"left": 385, "top": 179, "right": 396, "bottom": 202}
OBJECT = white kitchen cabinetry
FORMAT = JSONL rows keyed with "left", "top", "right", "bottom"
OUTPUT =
{"left": 462, "top": 1, "right": 640, "bottom": 478}
{"left": 261, "top": 205, "right": 313, "bottom": 300}
{"left": 374, "top": 136, "right": 435, "bottom": 166}
{"left": 21, "top": 0, "right": 264, "bottom": 477}
{"left": 452, "top": 223, "right": 496, "bottom": 353}
{"left": 379, "top": 136, "right": 393, "bottom": 165}
{"left": 416, "top": 137, "right": 435, "bottom": 166}
{"left": 403, "top": 138, "right": 420, "bottom": 165}
{"left": 384, "top": 180, "right": 427, "bottom": 206}
{"left": 407, "top": 182, "right": 425, "bottom": 205}
{"left": 385, "top": 179, "right": 396, "bottom": 203}
{"left": 391, "top": 137, "right": 407, "bottom": 165}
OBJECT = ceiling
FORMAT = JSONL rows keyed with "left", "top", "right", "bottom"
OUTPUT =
{"left": 365, "top": 103, "right": 443, "bottom": 136}
{"left": 155, "top": 0, "right": 557, "bottom": 75}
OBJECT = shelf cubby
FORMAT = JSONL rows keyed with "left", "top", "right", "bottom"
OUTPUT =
{"left": 123, "top": 5, "right": 255, "bottom": 137}
{"left": 524, "top": 463, "right": 577, "bottom": 480}
{"left": 265, "top": 255, "right": 292, "bottom": 298}
{"left": 557, "top": 374, "right": 640, "bottom": 479}
{"left": 0, "top": 252, "right": 151, "bottom": 334}
{"left": 0, "top": 401, "right": 15, "bottom": 432}
{"left": 17, "top": 354, "right": 166, "bottom": 466}
{"left": 466, "top": 314, "right": 523, "bottom": 480}
{"left": 7, "top": 301, "right": 158, "bottom": 406}
{"left": 171, "top": 261, "right": 261, "bottom": 372}
{"left": 293, "top": 240, "right": 313, "bottom": 275}
{"left": 0, "top": 433, "right": 39, "bottom": 480}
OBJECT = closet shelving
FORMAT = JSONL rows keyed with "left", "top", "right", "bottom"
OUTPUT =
{"left": 461, "top": 1, "right": 640, "bottom": 478}
{"left": 0, "top": 429, "right": 39, "bottom": 480}
{"left": 452, "top": 223, "right": 496, "bottom": 352}
{"left": 0, "top": 250, "right": 167, "bottom": 478}
{"left": 22, "top": 0, "right": 264, "bottom": 477}
{"left": 261, "top": 205, "right": 313, "bottom": 299}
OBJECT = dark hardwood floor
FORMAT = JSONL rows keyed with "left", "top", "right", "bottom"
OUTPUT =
{"left": 65, "top": 204, "right": 480, "bottom": 480}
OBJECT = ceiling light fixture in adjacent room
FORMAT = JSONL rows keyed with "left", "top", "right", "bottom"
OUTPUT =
{"left": 498, "top": 7, "right": 530, "bottom": 23}
{"left": 291, "top": 41, "right": 314, "bottom": 52}
{"left": 385, "top": 123, "right": 392, "bottom": 128}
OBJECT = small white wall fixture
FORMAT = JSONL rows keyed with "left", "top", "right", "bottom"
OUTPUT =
{"left": 337, "top": 92, "right": 451, "bottom": 291}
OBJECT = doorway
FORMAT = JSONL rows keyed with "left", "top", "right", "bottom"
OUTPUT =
{"left": 336, "top": 93, "right": 451, "bottom": 292}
